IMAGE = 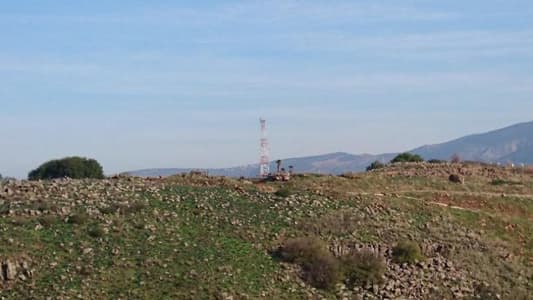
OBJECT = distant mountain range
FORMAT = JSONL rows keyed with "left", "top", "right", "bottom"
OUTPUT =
{"left": 411, "top": 121, "right": 533, "bottom": 163}
{"left": 127, "top": 121, "right": 533, "bottom": 177}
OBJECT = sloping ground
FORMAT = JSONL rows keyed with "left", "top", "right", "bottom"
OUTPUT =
{"left": 0, "top": 163, "right": 532, "bottom": 299}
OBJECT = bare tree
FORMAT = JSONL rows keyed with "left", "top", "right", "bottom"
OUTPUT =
{"left": 451, "top": 153, "right": 461, "bottom": 164}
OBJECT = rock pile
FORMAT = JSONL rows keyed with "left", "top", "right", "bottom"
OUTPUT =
{"left": 378, "top": 162, "right": 527, "bottom": 180}
{"left": 1, "top": 256, "right": 34, "bottom": 286}
{"left": 330, "top": 242, "right": 475, "bottom": 299}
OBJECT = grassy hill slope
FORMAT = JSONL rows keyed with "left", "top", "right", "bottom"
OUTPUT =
{"left": 1, "top": 163, "right": 532, "bottom": 299}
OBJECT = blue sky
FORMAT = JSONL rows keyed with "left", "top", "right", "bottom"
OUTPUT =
{"left": 1, "top": 1, "right": 533, "bottom": 178}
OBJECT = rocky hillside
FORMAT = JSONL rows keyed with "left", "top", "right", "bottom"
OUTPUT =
{"left": 1, "top": 163, "right": 532, "bottom": 299}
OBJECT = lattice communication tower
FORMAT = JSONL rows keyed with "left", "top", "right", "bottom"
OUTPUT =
{"left": 259, "top": 118, "right": 270, "bottom": 177}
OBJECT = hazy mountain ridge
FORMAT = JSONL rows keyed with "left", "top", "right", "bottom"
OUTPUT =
{"left": 411, "top": 121, "right": 533, "bottom": 163}
{"left": 127, "top": 121, "right": 533, "bottom": 177}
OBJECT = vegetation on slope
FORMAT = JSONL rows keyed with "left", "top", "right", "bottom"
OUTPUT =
{"left": 1, "top": 163, "right": 532, "bottom": 299}
{"left": 390, "top": 153, "right": 424, "bottom": 163}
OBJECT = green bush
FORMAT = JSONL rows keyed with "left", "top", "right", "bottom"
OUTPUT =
{"left": 275, "top": 187, "right": 293, "bottom": 198}
{"left": 366, "top": 161, "right": 385, "bottom": 171}
{"left": 428, "top": 159, "right": 446, "bottom": 164}
{"left": 391, "top": 153, "right": 424, "bottom": 164}
{"left": 392, "top": 241, "right": 424, "bottom": 264}
{"left": 87, "top": 224, "right": 105, "bottom": 238}
{"left": 341, "top": 250, "right": 386, "bottom": 286}
{"left": 278, "top": 237, "right": 342, "bottom": 290}
{"left": 28, "top": 156, "right": 104, "bottom": 180}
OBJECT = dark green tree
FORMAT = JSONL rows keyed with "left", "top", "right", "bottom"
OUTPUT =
{"left": 28, "top": 157, "right": 104, "bottom": 180}
{"left": 390, "top": 153, "right": 424, "bottom": 164}
{"left": 366, "top": 161, "right": 385, "bottom": 171}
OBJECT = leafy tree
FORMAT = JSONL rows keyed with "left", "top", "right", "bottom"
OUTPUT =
{"left": 366, "top": 160, "right": 385, "bottom": 171}
{"left": 390, "top": 153, "right": 424, "bottom": 164}
{"left": 28, "top": 157, "right": 104, "bottom": 180}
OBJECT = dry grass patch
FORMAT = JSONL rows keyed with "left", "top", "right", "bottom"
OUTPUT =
{"left": 277, "top": 237, "right": 342, "bottom": 290}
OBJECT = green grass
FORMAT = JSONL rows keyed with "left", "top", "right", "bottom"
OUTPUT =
{"left": 1, "top": 170, "right": 532, "bottom": 299}
{"left": 490, "top": 179, "right": 523, "bottom": 186}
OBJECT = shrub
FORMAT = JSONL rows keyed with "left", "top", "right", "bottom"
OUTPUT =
{"left": 392, "top": 241, "right": 424, "bottom": 264}
{"left": 300, "top": 251, "right": 342, "bottom": 290}
{"left": 275, "top": 187, "right": 293, "bottom": 198}
{"left": 0, "top": 203, "right": 10, "bottom": 215}
{"left": 346, "top": 253, "right": 382, "bottom": 279}
{"left": 391, "top": 153, "right": 424, "bottom": 164}
{"left": 278, "top": 237, "right": 342, "bottom": 290}
{"left": 342, "top": 250, "right": 386, "bottom": 286}
{"left": 449, "top": 174, "right": 463, "bottom": 184}
{"left": 428, "top": 159, "right": 446, "bottom": 164}
{"left": 38, "top": 215, "right": 59, "bottom": 228}
{"left": 28, "top": 156, "right": 104, "bottom": 180}
{"left": 366, "top": 161, "right": 385, "bottom": 171}
{"left": 87, "top": 224, "right": 105, "bottom": 238}
{"left": 67, "top": 212, "right": 89, "bottom": 225}
{"left": 278, "top": 237, "right": 328, "bottom": 263}
{"left": 451, "top": 153, "right": 461, "bottom": 163}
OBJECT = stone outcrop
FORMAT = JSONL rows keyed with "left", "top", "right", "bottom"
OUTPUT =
{"left": 1, "top": 256, "right": 34, "bottom": 287}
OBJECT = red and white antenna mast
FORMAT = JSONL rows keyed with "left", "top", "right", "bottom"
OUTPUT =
{"left": 259, "top": 118, "right": 270, "bottom": 177}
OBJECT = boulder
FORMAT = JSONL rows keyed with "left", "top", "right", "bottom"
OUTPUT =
{"left": 2, "top": 259, "right": 17, "bottom": 281}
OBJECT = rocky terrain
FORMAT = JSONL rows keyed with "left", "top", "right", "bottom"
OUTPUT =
{"left": 1, "top": 163, "right": 532, "bottom": 299}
